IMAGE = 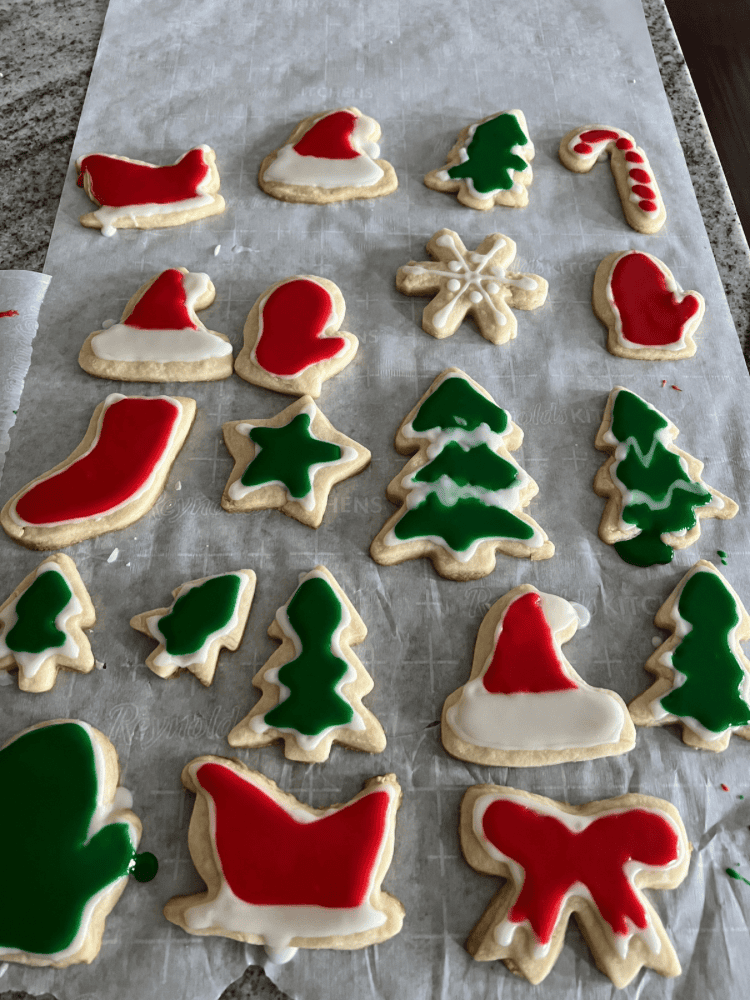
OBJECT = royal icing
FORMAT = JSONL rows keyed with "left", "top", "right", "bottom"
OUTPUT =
{"left": 438, "top": 112, "right": 532, "bottom": 197}
{"left": 90, "top": 269, "right": 231, "bottom": 363}
{"left": 263, "top": 110, "right": 384, "bottom": 189}
{"left": 0, "top": 721, "right": 156, "bottom": 962}
{"left": 76, "top": 145, "right": 217, "bottom": 236}
{"left": 9, "top": 395, "right": 184, "bottom": 528}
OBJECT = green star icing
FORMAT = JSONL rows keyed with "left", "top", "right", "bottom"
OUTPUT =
{"left": 411, "top": 376, "right": 508, "bottom": 435}
{"left": 447, "top": 113, "right": 529, "bottom": 194}
{"left": 0, "top": 722, "right": 156, "bottom": 956}
{"left": 241, "top": 412, "right": 343, "bottom": 500}
{"left": 5, "top": 569, "right": 72, "bottom": 654}
{"left": 159, "top": 574, "right": 242, "bottom": 656}
{"left": 264, "top": 575, "right": 354, "bottom": 737}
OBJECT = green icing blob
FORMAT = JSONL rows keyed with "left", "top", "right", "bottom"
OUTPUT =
{"left": 412, "top": 441, "right": 518, "bottom": 493}
{"left": 447, "top": 113, "right": 529, "bottom": 194}
{"left": 159, "top": 574, "right": 242, "bottom": 656}
{"left": 5, "top": 569, "right": 72, "bottom": 654}
{"left": 609, "top": 389, "right": 714, "bottom": 567}
{"left": 241, "top": 413, "right": 342, "bottom": 499}
{"left": 659, "top": 570, "right": 750, "bottom": 734}
{"left": 0, "top": 722, "right": 156, "bottom": 956}
{"left": 264, "top": 575, "right": 354, "bottom": 737}
{"left": 411, "top": 376, "right": 508, "bottom": 435}
{"left": 394, "top": 491, "right": 533, "bottom": 552}
{"left": 727, "top": 868, "right": 750, "bottom": 886}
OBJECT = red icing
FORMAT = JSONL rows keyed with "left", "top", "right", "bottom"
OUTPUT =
{"left": 629, "top": 168, "right": 651, "bottom": 184}
{"left": 195, "top": 763, "right": 391, "bottom": 907}
{"left": 578, "top": 129, "right": 621, "bottom": 146}
{"left": 294, "top": 111, "right": 360, "bottom": 160}
{"left": 77, "top": 147, "right": 209, "bottom": 207}
{"left": 481, "top": 799, "right": 680, "bottom": 945}
{"left": 610, "top": 252, "right": 700, "bottom": 347}
{"left": 615, "top": 137, "right": 634, "bottom": 151}
{"left": 631, "top": 184, "right": 656, "bottom": 199}
{"left": 482, "top": 592, "right": 577, "bottom": 695}
{"left": 0, "top": 310, "right": 19, "bottom": 318}
{"left": 640, "top": 200, "right": 658, "bottom": 213}
{"left": 15, "top": 397, "right": 180, "bottom": 524}
{"left": 625, "top": 151, "right": 644, "bottom": 163}
{"left": 254, "top": 278, "right": 345, "bottom": 377}
{"left": 124, "top": 270, "right": 196, "bottom": 330}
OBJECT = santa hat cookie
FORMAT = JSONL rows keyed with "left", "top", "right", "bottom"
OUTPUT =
{"left": 442, "top": 584, "right": 634, "bottom": 766}
{"left": 258, "top": 107, "right": 398, "bottom": 203}
{"left": 79, "top": 268, "right": 233, "bottom": 383}
{"left": 76, "top": 145, "right": 225, "bottom": 236}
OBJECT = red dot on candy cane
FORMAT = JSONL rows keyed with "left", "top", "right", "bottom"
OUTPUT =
{"left": 629, "top": 168, "right": 651, "bottom": 183}
{"left": 625, "top": 151, "right": 644, "bottom": 163}
{"left": 616, "top": 137, "right": 634, "bottom": 150}
{"left": 640, "top": 200, "right": 658, "bottom": 213}
{"left": 574, "top": 142, "right": 593, "bottom": 155}
{"left": 631, "top": 184, "right": 656, "bottom": 199}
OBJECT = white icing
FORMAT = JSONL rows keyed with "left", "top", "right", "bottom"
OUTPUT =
{"left": 0, "top": 562, "right": 82, "bottom": 678}
{"left": 249, "top": 568, "right": 366, "bottom": 749}
{"left": 441, "top": 113, "right": 533, "bottom": 199}
{"left": 10, "top": 394, "right": 185, "bottom": 528}
{"left": 473, "top": 791, "right": 685, "bottom": 960}
{"left": 91, "top": 271, "right": 231, "bottom": 363}
{"left": 264, "top": 112, "right": 384, "bottom": 189}
{"left": 228, "top": 404, "right": 356, "bottom": 510}
{"left": 213, "top": 244, "right": 221, "bottom": 256}
{"left": 107, "top": 548, "right": 119, "bottom": 563}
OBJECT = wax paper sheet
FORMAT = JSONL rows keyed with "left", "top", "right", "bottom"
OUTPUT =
{"left": 1, "top": 1, "right": 750, "bottom": 998}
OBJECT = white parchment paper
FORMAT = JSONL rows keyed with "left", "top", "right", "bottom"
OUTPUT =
{"left": 1, "top": 1, "right": 750, "bottom": 998}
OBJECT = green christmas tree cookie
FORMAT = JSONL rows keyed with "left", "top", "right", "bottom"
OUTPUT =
{"left": 228, "top": 566, "right": 386, "bottom": 763}
{"left": 0, "top": 720, "right": 156, "bottom": 967}
{"left": 594, "top": 387, "right": 738, "bottom": 567}
{"left": 131, "top": 569, "right": 256, "bottom": 685}
{"left": 424, "top": 110, "right": 534, "bottom": 209}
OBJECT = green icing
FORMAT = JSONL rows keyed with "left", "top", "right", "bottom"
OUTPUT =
{"left": 241, "top": 412, "right": 342, "bottom": 499}
{"left": 412, "top": 376, "right": 508, "bottom": 435}
{"left": 0, "top": 722, "right": 156, "bottom": 956}
{"left": 412, "top": 441, "right": 518, "bottom": 493}
{"left": 727, "top": 868, "right": 750, "bottom": 886}
{"left": 264, "top": 575, "right": 354, "bottom": 737}
{"left": 608, "top": 389, "right": 714, "bottom": 567}
{"left": 5, "top": 569, "right": 73, "bottom": 654}
{"left": 447, "top": 113, "right": 529, "bottom": 194}
{"left": 659, "top": 570, "right": 750, "bottom": 734}
{"left": 394, "top": 491, "right": 533, "bottom": 552}
{"left": 159, "top": 574, "right": 242, "bottom": 656}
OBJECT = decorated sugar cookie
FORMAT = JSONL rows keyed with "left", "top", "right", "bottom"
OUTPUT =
{"left": 559, "top": 126, "right": 666, "bottom": 233}
{"left": 229, "top": 567, "right": 386, "bottom": 763}
{"left": 79, "top": 268, "right": 233, "bottom": 382}
{"left": 461, "top": 785, "right": 689, "bottom": 987}
{"left": 424, "top": 110, "right": 534, "bottom": 210}
{"left": 221, "top": 397, "right": 370, "bottom": 528}
{"left": 234, "top": 275, "right": 358, "bottom": 398}
{"left": 164, "top": 761, "right": 403, "bottom": 963}
{"left": 629, "top": 560, "right": 750, "bottom": 751}
{"left": 594, "top": 387, "right": 737, "bottom": 567}
{"left": 130, "top": 569, "right": 256, "bottom": 686}
{"left": 0, "top": 720, "right": 157, "bottom": 967}
{"left": 442, "top": 585, "right": 634, "bottom": 766}
{"left": 0, "top": 393, "right": 196, "bottom": 550}
{"left": 76, "top": 145, "right": 225, "bottom": 236}
{"left": 0, "top": 554, "right": 95, "bottom": 693}
{"left": 593, "top": 251, "right": 704, "bottom": 360}
{"left": 397, "top": 229, "right": 547, "bottom": 343}
{"left": 258, "top": 107, "right": 397, "bottom": 203}
{"left": 370, "top": 369, "right": 554, "bottom": 581}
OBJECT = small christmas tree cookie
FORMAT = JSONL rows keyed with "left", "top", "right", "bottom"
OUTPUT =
{"left": 234, "top": 275, "right": 358, "bottom": 398}
{"left": 79, "top": 268, "right": 233, "bottom": 382}
{"left": 222, "top": 396, "right": 371, "bottom": 528}
{"left": 164, "top": 761, "right": 403, "bottom": 964}
{"left": 131, "top": 569, "right": 256, "bottom": 686}
{"left": 629, "top": 560, "right": 750, "bottom": 751}
{"left": 0, "top": 720, "right": 157, "bottom": 967}
{"left": 442, "top": 585, "right": 634, "bottom": 766}
{"left": 461, "top": 785, "right": 689, "bottom": 987}
{"left": 229, "top": 566, "right": 385, "bottom": 763}
{"left": 0, "top": 554, "right": 95, "bottom": 693}
{"left": 424, "top": 110, "right": 534, "bottom": 209}
{"left": 594, "top": 387, "right": 737, "bottom": 567}
{"left": 370, "top": 369, "right": 554, "bottom": 580}
{"left": 397, "top": 229, "right": 547, "bottom": 343}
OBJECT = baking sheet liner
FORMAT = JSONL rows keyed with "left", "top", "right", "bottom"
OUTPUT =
{"left": 1, "top": 0, "right": 749, "bottom": 997}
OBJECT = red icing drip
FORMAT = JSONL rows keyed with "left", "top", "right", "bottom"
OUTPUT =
{"left": 629, "top": 168, "right": 651, "bottom": 184}
{"left": 15, "top": 397, "right": 180, "bottom": 524}
{"left": 640, "top": 200, "right": 658, "bottom": 213}
{"left": 124, "top": 269, "right": 197, "bottom": 330}
{"left": 578, "top": 129, "right": 620, "bottom": 145}
{"left": 630, "top": 184, "right": 656, "bottom": 199}
{"left": 0, "top": 310, "right": 19, "bottom": 318}
{"left": 77, "top": 148, "right": 209, "bottom": 207}
{"left": 195, "top": 763, "right": 391, "bottom": 907}
{"left": 482, "top": 592, "right": 578, "bottom": 695}
{"left": 254, "top": 278, "right": 345, "bottom": 377}
{"left": 610, "top": 253, "right": 700, "bottom": 347}
{"left": 625, "top": 151, "right": 644, "bottom": 163}
{"left": 481, "top": 800, "right": 680, "bottom": 945}
{"left": 294, "top": 111, "right": 360, "bottom": 160}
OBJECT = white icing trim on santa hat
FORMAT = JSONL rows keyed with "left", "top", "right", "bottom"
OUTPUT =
{"left": 91, "top": 271, "right": 231, "bottom": 362}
